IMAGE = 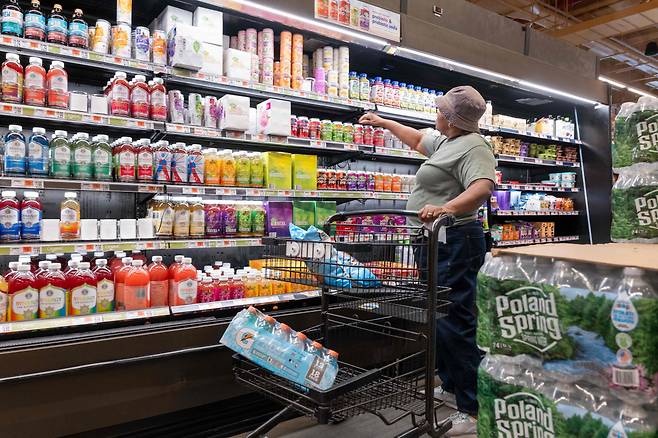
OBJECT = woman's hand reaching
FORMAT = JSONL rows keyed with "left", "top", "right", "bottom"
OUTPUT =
{"left": 358, "top": 112, "right": 387, "bottom": 127}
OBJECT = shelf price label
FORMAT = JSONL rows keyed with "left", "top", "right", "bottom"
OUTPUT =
{"left": 11, "top": 178, "right": 44, "bottom": 188}
{"left": 81, "top": 182, "right": 110, "bottom": 191}
{"left": 182, "top": 186, "right": 205, "bottom": 195}
{"left": 138, "top": 184, "right": 161, "bottom": 193}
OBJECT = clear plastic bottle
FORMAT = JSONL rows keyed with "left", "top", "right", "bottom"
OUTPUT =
{"left": 136, "top": 138, "right": 153, "bottom": 182}
{"left": 0, "top": 190, "right": 20, "bottom": 241}
{"left": 27, "top": 127, "right": 48, "bottom": 176}
{"left": 113, "top": 136, "right": 136, "bottom": 182}
{"left": 71, "top": 132, "right": 93, "bottom": 179}
{"left": 46, "top": 60, "right": 68, "bottom": 108}
{"left": 49, "top": 129, "right": 70, "bottom": 178}
{"left": 93, "top": 258, "right": 114, "bottom": 312}
{"left": 20, "top": 190, "right": 41, "bottom": 240}
{"left": 91, "top": 134, "right": 112, "bottom": 181}
{"left": 8, "top": 264, "right": 37, "bottom": 321}
{"left": 189, "top": 197, "right": 205, "bottom": 237}
{"left": 68, "top": 261, "right": 96, "bottom": 315}
{"left": 358, "top": 73, "right": 369, "bottom": 101}
{"left": 382, "top": 79, "right": 392, "bottom": 106}
{"left": 398, "top": 82, "right": 407, "bottom": 109}
{"left": 148, "top": 255, "right": 168, "bottom": 307}
{"left": 173, "top": 197, "right": 190, "bottom": 238}
{"left": 60, "top": 191, "right": 80, "bottom": 240}
{"left": 124, "top": 259, "right": 149, "bottom": 310}
{"left": 2, "top": 53, "right": 23, "bottom": 103}
{"left": 3, "top": 124, "right": 26, "bottom": 175}
{"left": 130, "top": 74, "right": 150, "bottom": 119}
{"left": 39, "top": 262, "right": 66, "bottom": 318}
{"left": 24, "top": 56, "right": 46, "bottom": 106}
{"left": 1, "top": 0, "right": 23, "bottom": 37}
{"left": 149, "top": 77, "right": 167, "bottom": 122}
{"left": 110, "top": 71, "right": 130, "bottom": 116}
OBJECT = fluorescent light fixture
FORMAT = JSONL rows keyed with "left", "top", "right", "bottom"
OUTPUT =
{"left": 627, "top": 86, "right": 655, "bottom": 98}
{"left": 517, "top": 80, "right": 599, "bottom": 105}
{"left": 598, "top": 76, "right": 626, "bottom": 89}
{"left": 219, "top": 0, "right": 388, "bottom": 47}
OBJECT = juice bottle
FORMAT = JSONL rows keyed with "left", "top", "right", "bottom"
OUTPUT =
{"left": 24, "top": 56, "right": 46, "bottom": 106}
{"left": 46, "top": 60, "right": 68, "bottom": 108}
{"left": 150, "top": 196, "right": 174, "bottom": 237}
{"left": 149, "top": 77, "right": 167, "bottom": 122}
{"left": 110, "top": 71, "right": 130, "bottom": 116}
{"left": 237, "top": 203, "right": 252, "bottom": 236}
{"left": 24, "top": 0, "right": 44, "bottom": 41}
{"left": 109, "top": 251, "right": 125, "bottom": 273}
{"left": 173, "top": 197, "right": 190, "bottom": 238}
{"left": 1, "top": 53, "right": 23, "bottom": 103}
{"left": 229, "top": 273, "right": 244, "bottom": 299}
{"left": 171, "top": 142, "right": 188, "bottom": 183}
{"left": 27, "top": 126, "right": 48, "bottom": 176}
{"left": 60, "top": 191, "right": 80, "bottom": 240}
{"left": 391, "top": 174, "right": 402, "bottom": 192}
{"left": 1, "top": 0, "right": 22, "bottom": 37}
{"left": 124, "top": 260, "right": 149, "bottom": 310}
{"left": 46, "top": 4, "right": 67, "bottom": 45}
{"left": 220, "top": 150, "right": 236, "bottom": 187}
{"left": 213, "top": 273, "right": 230, "bottom": 301}
{"left": 130, "top": 250, "right": 146, "bottom": 264}
{"left": 358, "top": 73, "right": 369, "bottom": 101}
{"left": 383, "top": 79, "right": 392, "bottom": 106}
{"left": 0, "top": 190, "right": 20, "bottom": 241}
{"left": 136, "top": 139, "right": 154, "bottom": 182}
{"left": 63, "top": 258, "right": 79, "bottom": 277}
{"left": 92, "top": 258, "right": 113, "bottom": 312}
{"left": 153, "top": 141, "right": 171, "bottom": 182}
{"left": 244, "top": 273, "right": 259, "bottom": 298}
{"left": 20, "top": 191, "right": 41, "bottom": 240}
{"left": 3, "top": 125, "right": 26, "bottom": 175}
{"left": 114, "top": 136, "right": 136, "bottom": 182}
{"left": 168, "top": 254, "right": 184, "bottom": 296}
{"left": 8, "top": 265, "right": 37, "bottom": 320}
{"left": 171, "top": 257, "right": 197, "bottom": 306}
{"left": 189, "top": 197, "right": 205, "bottom": 237}
{"left": 33, "top": 260, "right": 50, "bottom": 290}
{"left": 187, "top": 144, "right": 204, "bottom": 184}
{"left": 235, "top": 151, "right": 251, "bottom": 187}
{"left": 49, "top": 130, "right": 70, "bottom": 178}
{"left": 68, "top": 261, "right": 96, "bottom": 315}
{"left": 113, "top": 256, "right": 132, "bottom": 311}
{"left": 197, "top": 276, "right": 214, "bottom": 303}
{"left": 67, "top": 8, "right": 88, "bottom": 49}
{"left": 148, "top": 255, "right": 168, "bottom": 307}
{"left": 71, "top": 132, "right": 93, "bottom": 179}
{"left": 130, "top": 74, "right": 150, "bottom": 119}
{"left": 0, "top": 271, "right": 6, "bottom": 321}
{"left": 204, "top": 148, "right": 220, "bottom": 185}
{"left": 91, "top": 134, "right": 112, "bottom": 181}
{"left": 39, "top": 262, "right": 66, "bottom": 318}
{"left": 251, "top": 203, "right": 266, "bottom": 236}
{"left": 249, "top": 152, "right": 264, "bottom": 188}
{"left": 222, "top": 203, "right": 237, "bottom": 236}
{"left": 205, "top": 202, "right": 222, "bottom": 237}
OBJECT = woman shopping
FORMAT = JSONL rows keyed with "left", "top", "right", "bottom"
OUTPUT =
{"left": 359, "top": 85, "right": 495, "bottom": 437}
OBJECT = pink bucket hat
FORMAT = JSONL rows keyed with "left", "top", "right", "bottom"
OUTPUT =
{"left": 436, "top": 86, "right": 486, "bottom": 133}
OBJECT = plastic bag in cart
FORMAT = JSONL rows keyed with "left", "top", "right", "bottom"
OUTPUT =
{"left": 289, "top": 224, "right": 381, "bottom": 288}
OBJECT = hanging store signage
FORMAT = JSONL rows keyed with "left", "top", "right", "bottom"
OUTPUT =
{"left": 314, "top": 0, "right": 401, "bottom": 42}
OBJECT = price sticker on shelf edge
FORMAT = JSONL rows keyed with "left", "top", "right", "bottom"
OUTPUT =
{"left": 82, "top": 182, "right": 109, "bottom": 191}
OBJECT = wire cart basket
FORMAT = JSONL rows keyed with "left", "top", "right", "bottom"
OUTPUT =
{"left": 233, "top": 210, "right": 454, "bottom": 438}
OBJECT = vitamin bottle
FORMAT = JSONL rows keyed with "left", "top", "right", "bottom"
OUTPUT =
{"left": 71, "top": 132, "right": 93, "bottom": 179}
{"left": 67, "top": 8, "right": 88, "bottom": 49}
{"left": 124, "top": 260, "right": 149, "bottom": 310}
{"left": 168, "top": 255, "right": 184, "bottom": 296}
{"left": 1, "top": 0, "right": 23, "bottom": 37}
{"left": 153, "top": 141, "right": 171, "bottom": 182}
{"left": 136, "top": 138, "right": 153, "bottom": 182}
{"left": 92, "top": 258, "right": 113, "bottom": 312}
{"left": 46, "top": 3, "right": 67, "bottom": 45}
{"left": 170, "top": 142, "right": 188, "bottom": 183}
{"left": 113, "top": 256, "right": 132, "bottom": 311}
{"left": 60, "top": 191, "right": 80, "bottom": 240}
{"left": 23, "top": 0, "right": 45, "bottom": 41}
{"left": 8, "top": 265, "right": 37, "bottom": 321}
{"left": 27, "top": 126, "right": 48, "bottom": 176}
{"left": 46, "top": 60, "right": 68, "bottom": 108}
{"left": 24, "top": 56, "right": 46, "bottom": 106}
{"left": 148, "top": 256, "right": 168, "bottom": 307}
{"left": 189, "top": 197, "right": 205, "bottom": 237}
{"left": 39, "top": 262, "right": 66, "bottom": 318}
{"left": 2, "top": 53, "right": 23, "bottom": 103}
{"left": 110, "top": 72, "right": 130, "bottom": 116}
{"left": 91, "top": 134, "right": 112, "bottom": 180}
{"left": 3, "top": 124, "right": 26, "bottom": 175}
{"left": 204, "top": 148, "right": 220, "bottom": 185}
{"left": 187, "top": 144, "right": 204, "bottom": 184}
{"left": 49, "top": 129, "right": 70, "bottom": 178}
{"left": 20, "top": 191, "right": 41, "bottom": 240}
{"left": 220, "top": 150, "right": 236, "bottom": 186}
{"left": 113, "top": 136, "right": 136, "bottom": 182}
{"left": 173, "top": 197, "right": 190, "bottom": 238}
{"left": 149, "top": 77, "right": 167, "bottom": 121}
{"left": 171, "top": 257, "right": 197, "bottom": 306}
{"left": 130, "top": 74, "right": 150, "bottom": 119}
{"left": 235, "top": 151, "right": 251, "bottom": 187}
{"left": 68, "top": 261, "right": 96, "bottom": 315}
{"left": 0, "top": 190, "right": 20, "bottom": 241}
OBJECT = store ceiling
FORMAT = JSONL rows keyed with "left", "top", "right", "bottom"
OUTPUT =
{"left": 466, "top": 0, "right": 658, "bottom": 98}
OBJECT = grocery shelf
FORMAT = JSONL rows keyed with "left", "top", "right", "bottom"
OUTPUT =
{"left": 0, "top": 177, "right": 164, "bottom": 193}
{"left": 493, "top": 235, "right": 581, "bottom": 247}
{"left": 166, "top": 237, "right": 263, "bottom": 249}
{"left": 496, "top": 183, "right": 579, "bottom": 193}
{"left": 0, "top": 102, "right": 165, "bottom": 132}
{"left": 0, "top": 307, "right": 170, "bottom": 335}
{"left": 170, "top": 290, "right": 321, "bottom": 315}
{"left": 482, "top": 125, "right": 583, "bottom": 145}
{"left": 495, "top": 154, "right": 581, "bottom": 168}
{"left": 491, "top": 210, "right": 580, "bottom": 216}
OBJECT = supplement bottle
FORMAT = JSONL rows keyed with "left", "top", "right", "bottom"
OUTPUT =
{"left": 0, "top": 190, "right": 20, "bottom": 241}
{"left": 8, "top": 264, "right": 37, "bottom": 321}
{"left": 92, "top": 258, "right": 113, "bottom": 312}
{"left": 71, "top": 132, "right": 93, "bottom": 179}
{"left": 46, "top": 3, "right": 66, "bottom": 45}
{"left": 23, "top": 0, "right": 45, "bottom": 41}
{"left": 148, "top": 256, "right": 168, "bottom": 307}
{"left": 2, "top": 53, "right": 23, "bottom": 103}
{"left": 24, "top": 56, "right": 46, "bottom": 106}
{"left": 3, "top": 124, "right": 26, "bottom": 175}
{"left": 46, "top": 60, "right": 68, "bottom": 108}
{"left": 20, "top": 190, "right": 41, "bottom": 240}
{"left": 67, "top": 8, "right": 88, "bottom": 49}
{"left": 60, "top": 191, "right": 80, "bottom": 239}
{"left": 39, "top": 262, "right": 66, "bottom": 318}
{"left": 68, "top": 261, "right": 96, "bottom": 315}
{"left": 91, "top": 134, "right": 112, "bottom": 180}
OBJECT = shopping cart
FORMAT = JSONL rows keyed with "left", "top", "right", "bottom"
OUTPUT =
{"left": 233, "top": 210, "right": 454, "bottom": 438}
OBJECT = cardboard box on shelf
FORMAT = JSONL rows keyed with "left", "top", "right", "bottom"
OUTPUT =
{"left": 293, "top": 201, "right": 316, "bottom": 230}
{"left": 265, "top": 201, "right": 293, "bottom": 237}
{"left": 291, "top": 154, "right": 317, "bottom": 190}
{"left": 193, "top": 6, "right": 223, "bottom": 35}
{"left": 263, "top": 152, "right": 292, "bottom": 189}
{"left": 199, "top": 42, "right": 223, "bottom": 75}
{"left": 218, "top": 94, "right": 250, "bottom": 131}
{"left": 223, "top": 48, "right": 251, "bottom": 81}
{"left": 257, "top": 99, "right": 291, "bottom": 137}
{"left": 314, "top": 201, "right": 337, "bottom": 228}
{"left": 158, "top": 6, "right": 193, "bottom": 34}
{"left": 167, "top": 24, "right": 203, "bottom": 70}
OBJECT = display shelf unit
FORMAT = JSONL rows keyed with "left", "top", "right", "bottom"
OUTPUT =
{"left": 0, "top": 176, "right": 164, "bottom": 193}
{"left": 492, "top": 235, "right": 580, "bottom": 247}
{"left": 491, "top": 210, "right": 580, "bottom": 216}
{"left": 495, "top": 154, "right": 581, "bottom": 168}
{"left": 496, "top": 183, "right": 579, "bottom": 193}
{"left": 170, "top": 290, "right": 321, "bottom": 315}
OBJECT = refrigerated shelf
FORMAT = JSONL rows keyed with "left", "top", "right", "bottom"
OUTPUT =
{"left": 493, "top": 235, "right": 580, "bottom": 247}
{"left": 491, "top": 210, "right": 580, "bottom": 216}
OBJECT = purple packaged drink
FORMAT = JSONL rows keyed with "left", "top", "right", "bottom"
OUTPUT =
{"left": 366, "top": 172, "right": 375, "bottom": 191}
{"left": 222, "top": 204, "right": 238, "bottom": 236}
{"left": 265, "top": 201, "right": 293, "bottom": 237}
{"left": 346, "top": 171, "right": 357, "bottom": 191}
{"left": 205, "top": 203, "right": 223, "bottom": 237}
{"left": 494, "top": 191, "right": 511, "bottom": 211}
{"left": 356, "top": 172, "right": 367, "bottom": 190}
{"left": 168, "top": 90, "right": 185, "bottom": 123}
{"left": 204, "top": 96, "right": 219, "bottom": 129}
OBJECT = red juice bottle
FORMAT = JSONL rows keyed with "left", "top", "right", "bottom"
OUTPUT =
{"left": 113, "top": 136, "right": 136, "bottom": 182}
{"left": 33, "top": 260, "right": 50, "bottom": 290}
{"left": 148, "top": 256, "right": 168, "bottom": 307}
{"left": 130, "top": 75, "right": 150, "bottom": 119}
{"left": 130, "top": 250, "right": 147, "bottom": 265}
{"left": 109, "top": 251, "right": 126, "bottom": 274}
{"left": 197, "top": 276, "right": 214, "bottom": 303}
{"left": 46, "top": 60, "right": 68, "bottom": 108}
{"left": 63, "top": 258, "right": 79, "bottom": 276}
{"left": 150, "top": 77, "right": 167, "bottom": 122}
{"left": 1, "top": 53, "right": 24, "bottom": 103}
{"left": 8, "top": 264, "right": 38, "bottom": 321}
{"left": 114, "top": 257, "right": 132, "bottom": 311}
{"left": 90, "top": 251, "right": 104, "bottom": 267}
{"left": 93, "top": 259, "right": 114, "bottom": 313}
{"left": 168, "top": 255, "right": 184, "bottom": 298}
{"left": 39, "top": 262, "right": 67, "bottom": 318}
{"left": 136, "top": 139, "right": 154, "bottom": 182}
{"left": 68, "top": 261, "right": 96, "bottom": 315}
{"left": 110, "top": 72, "right": 130, "bottom": 116}
{"left": 124, "top": 260, "right": 149, "bottom": 310}
{"left": 170, "top": 257, "right": 196, "bottom": 306}
{"left": 229, "top": 273, "right": 244, "bottom": 299}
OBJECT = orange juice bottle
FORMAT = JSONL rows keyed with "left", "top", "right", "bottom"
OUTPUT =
{"left": 124, "top": 260, "right": 149, "bottom": 310}
{"left": 204, "top": 148, "right": 220, "bottom": 185}
{"left": 220, "top": 150, "right": 236, "bottom": 186}
{"left": 114, "top": 256, "right": 132, "bottom": 311}
{"left": 60, "top": 192, "right": 80, "bottom": 240}
{"left": 171, "top": 257, "right": 197, "bottom": 306}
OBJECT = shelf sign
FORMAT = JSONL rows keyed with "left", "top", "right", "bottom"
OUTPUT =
{"left": 314, "top": 0, "right": 401, "bottom": 42}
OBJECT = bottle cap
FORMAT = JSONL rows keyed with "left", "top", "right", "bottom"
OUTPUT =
{"left": 116, "top": 71, "right": 127, "bottom": 79}
{"left": 174, "top": 255, "right": 184, "bottom": 262}
{"left": 18, "top": 265, "right": 31, "bottom": 271}
{"left": 45, "top": 254, "right": 56, "bottom": 260}
{"left": 8, "top": 262, "right": 18, "bottom": 269}
{"left": 183, "top": 257, "right": 192, "bottom": 264}
{"left": 96, "top": 259, "right": 107, "bottom": 266}
{"left": 51, "top": 60, "right": 64, "bottom": 69}
{"left": 28, "top": 57, "right": 42, "bottom": 66}
{"left": 38, "top": 261, "right": 50, "bottom": 268}
{"left": 131, "top": 260, "right": 143, "bottom": 266}
{"left": 54, "top": 130, "right": 67, "bottom": 137}
{"left": 134, "top": 74, "right": 146, "bottom": 82}
{"left": 6, "top": 53, "right": 19, "bottom": 61}
{"left": 79, "top": 262, "right": 90, "bottom": 269}
{"left": 122, "top": 257, "right": 133, "bottom": 263}
{"left": 1, "top": 191, "right": 16, "bottom": 198}
{"left": 77, "top": 132, "right": 89, "bottom": 140}
{"left": 8, "top": 124, "right": 21, "bottom": 131}
{"left": 49, "top": 263, "right": 61, "bottom": 270}
{"left": 32, "top": 127, "right": 46, "bottom": 135}
{"left": 152, "top": 255, "right": 162, "bottom": 262}
{"left": 93, "top": 251, "right": 104, "bottom": 257}
{"left": 64, "top": 192, "right": 77, "bottom": 199}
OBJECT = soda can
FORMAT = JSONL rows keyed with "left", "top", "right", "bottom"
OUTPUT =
{"left": 203, "top": 96, "right": 219, "bottom": 128}
{"left": 91, "top": 19, "right": 111, "bottom": 54}
{"left": 261, "top": 28, "right": 274, "bottom": 59}
{"left": 188, "top": 93, "right": 203, "bottom": 126}
{"left": 132, "top": 26, "right": 150, "bottom": 61}
{"left": 151, "top": 30, "right": 167, "bottom": 64}
{"left": 245, "top": 28, "right": 257, "bottom": 55}
{"left": 111, "top": 23, "right": 131, "bottom": 57}
{"left": 237, "top": 30, "right": 246, "bottom": 51}
{"left": 168, "top": 90, "right": 185, "bottom": 124}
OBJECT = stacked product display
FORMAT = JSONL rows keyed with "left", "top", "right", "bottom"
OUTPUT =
{"left": 316, "top": 168, "right": 414, "bottom": 193}
{"left": 489, "top": 136, "right": 579, "bottom": 162}
{"left": 490, "top": 190, "right": 575, "bottom": 212}
{"left": 489, "top": 221, "right": 555, "bottom": 242}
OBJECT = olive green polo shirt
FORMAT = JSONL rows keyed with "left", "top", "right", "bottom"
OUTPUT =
{"left": 406, "top": 130, "right": 496, "bottom": 226}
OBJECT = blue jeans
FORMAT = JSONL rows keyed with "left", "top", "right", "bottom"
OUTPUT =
{"left": 417, "top": 221, "right": 486, "bottom": 415}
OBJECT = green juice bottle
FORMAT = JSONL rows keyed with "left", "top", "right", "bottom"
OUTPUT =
{"left": 92, "top": 134, "right": 112, "bottom": 181}
{"left": 71, "top": 132, "right": 93, "bottom": 180}
{"left": 49, "top": 130, "right": 71, "bottom": 178}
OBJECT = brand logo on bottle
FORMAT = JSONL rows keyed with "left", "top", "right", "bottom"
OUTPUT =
{"left": 634, "top": 189, "right": 658, "bottom": 228}
{"left": 636, "top": 120, "right": 658, "bottom": 153}
{"left": 495, "top": 286, "right": 562, "bottom": 352}
{"left": 494, "top": 392, "right": 555, "bottom": 438}
{"left": 236, "top": 327, "right": 257, "bottom": 349}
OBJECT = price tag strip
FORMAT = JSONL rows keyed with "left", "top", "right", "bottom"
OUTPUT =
{"left": 494, "top": 235, "right": 579, "bottom": 247}
{"left": 170, "top": 290, "right": 321, "bottom": 315}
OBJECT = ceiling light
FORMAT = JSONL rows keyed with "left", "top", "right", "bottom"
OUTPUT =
{"left": 598, "top": 76, "right": 626, "bottom": 89}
